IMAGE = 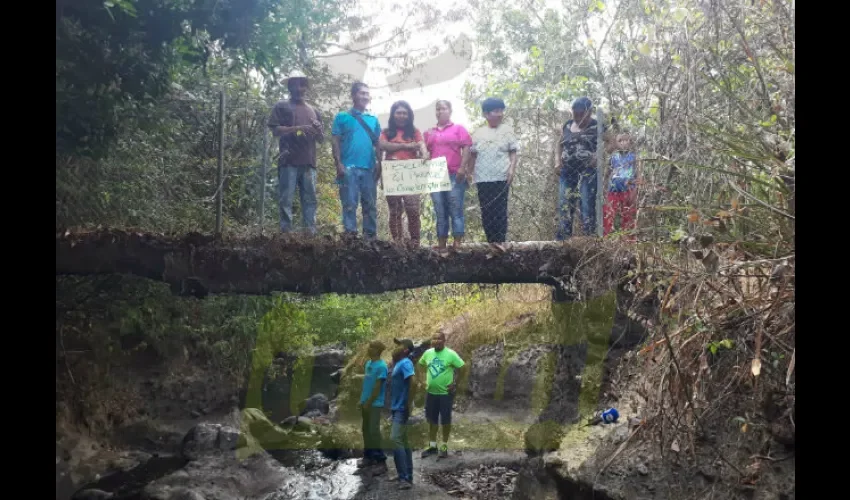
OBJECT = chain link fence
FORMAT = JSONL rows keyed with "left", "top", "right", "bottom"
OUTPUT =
{"left": 56, "top": 86, "right": 680, "bottom": 246}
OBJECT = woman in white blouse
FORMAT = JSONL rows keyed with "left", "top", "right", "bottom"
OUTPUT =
{"left": 465, "top": 98, "right": 519, "bottom": 243}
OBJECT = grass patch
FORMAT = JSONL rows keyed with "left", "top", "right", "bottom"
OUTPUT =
{"left": 335, "top": 286, "right": 618, "bottom": 442}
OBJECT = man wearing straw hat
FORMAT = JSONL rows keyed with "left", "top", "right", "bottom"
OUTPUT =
{"left": 267, "top": 70, "right": 325, "bottom": 234}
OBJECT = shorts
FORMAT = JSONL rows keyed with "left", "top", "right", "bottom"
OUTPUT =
{"left": 425, "top": 393, "right": 453, "bottom": 425}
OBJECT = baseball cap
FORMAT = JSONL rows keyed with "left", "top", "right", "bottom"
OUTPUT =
{"left": 393, "top": 338, "right": 414, "bottom": 351}
{"left": 571, "top": 96, "right": 593, "bottom": 111}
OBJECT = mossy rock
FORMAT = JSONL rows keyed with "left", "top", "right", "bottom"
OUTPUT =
{"left": 524, "top": 420, "right": 566, "bottom": 456}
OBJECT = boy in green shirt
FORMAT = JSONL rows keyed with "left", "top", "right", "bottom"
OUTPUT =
{"left": 418, "top": 332, "right": 466, "bottom": 458}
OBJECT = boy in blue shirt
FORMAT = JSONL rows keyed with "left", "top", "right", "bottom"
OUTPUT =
{"left": 357, "top": 340, "right": 388, "bottom": 473}
{"left": 388, "top": 340, "right": 416, "bottom": 490}
{"left": 332, "top": 82, "right": 383, "bottom": 238}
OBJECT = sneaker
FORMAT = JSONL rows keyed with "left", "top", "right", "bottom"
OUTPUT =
{"left": 421, "top": 447, "right": 438, "bottom": 458}
{"left": 398, "top": 480, "right": 413, "bottom": 490}
{"left": 438, "top": 445, "right": 448, "bottom": 459}
{"left": 386, "top": 475, "right": 402, "bottom": 482}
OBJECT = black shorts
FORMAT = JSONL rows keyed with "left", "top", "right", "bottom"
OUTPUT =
{"left": 425, "top": 393, "right": 453, "bottom": 425}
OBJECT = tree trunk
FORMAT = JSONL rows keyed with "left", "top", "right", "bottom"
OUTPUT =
{"left": 55, "top": 230, "right": 628, "bottom": 297}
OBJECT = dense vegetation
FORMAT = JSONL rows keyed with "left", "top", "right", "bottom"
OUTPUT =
{"left": 57, "top": 1, "right": 794, "bottom": 496}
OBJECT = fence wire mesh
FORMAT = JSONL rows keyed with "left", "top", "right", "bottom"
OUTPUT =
{"left": 56, "top": 91, "right": 679, "bottom": 245}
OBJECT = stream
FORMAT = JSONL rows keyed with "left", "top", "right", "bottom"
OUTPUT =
{"left": 67, "top": 448, "right": 363, "bottom": 500}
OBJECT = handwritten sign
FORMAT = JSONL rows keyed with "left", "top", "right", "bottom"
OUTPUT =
{"left": 382, "top": 157, "right": 451, "bottom": 196}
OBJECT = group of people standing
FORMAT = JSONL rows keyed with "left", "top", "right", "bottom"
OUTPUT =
{"left": 356, "top": 333, "right": 466, "bottom": 490}
{"left": 268, "top": 72, "right": 638, "bottom": 245}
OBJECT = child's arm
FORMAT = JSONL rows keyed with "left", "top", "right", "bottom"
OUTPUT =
{"left": 630, "top": 155, "right": 641, "bottom": 191}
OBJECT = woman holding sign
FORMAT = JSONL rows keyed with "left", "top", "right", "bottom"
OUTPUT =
{"left": 380, "top": 101, "right": 429, "bottom": 247}
{"left": 423, "top": 100, "right": 473, "bottom": 250}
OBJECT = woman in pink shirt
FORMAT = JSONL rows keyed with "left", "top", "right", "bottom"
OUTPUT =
{"left": 423, "top": 100, "right": 473, "bottom": 249}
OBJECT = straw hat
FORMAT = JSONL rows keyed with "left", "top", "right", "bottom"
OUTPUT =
{"left": 283, "top": 70, "right": 308, "bottom": 84}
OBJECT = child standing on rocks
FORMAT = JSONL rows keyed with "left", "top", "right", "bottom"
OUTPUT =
{"left": 357, "top": 340, "right": 388, "bottom": 475}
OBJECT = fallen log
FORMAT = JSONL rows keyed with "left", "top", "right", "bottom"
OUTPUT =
{"left": 55, "top": 230, "right": 628, "bottom": 297}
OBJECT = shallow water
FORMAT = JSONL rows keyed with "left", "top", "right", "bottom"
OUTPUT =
{"left": 265, "top": 455, "right": 362, "bottom": 500}
{"left": 68, "top": 450, "right": 362, "bottom": 500}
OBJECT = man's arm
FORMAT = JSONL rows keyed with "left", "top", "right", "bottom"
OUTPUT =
{"left": 374, "top": 143, "right": 383, "bottom": 182}
{"left": 448, "top": 365, "right": 466, "bottom": 394}
{"left": 331, "top": 135, "right": 345, "bottom": 179}
{"left": 373, "top": 121, "right": 383, "bottom": 182}
{"left": 404, "top": 361, "right": 416, "bottom": 410}
{"left": 448, "top": 353, "right": 466, "bottom": 393}
{"left": 272, "top": 124, "right": 310, "bottom": 137}
{"left": 313, "top": 110, "right": 325, "bottom": 143}
{"left": 405, "top": 375, "right": 415, "bottom": 411}
{"left": 269, "top": 103, "right": 304, "bottom": 137}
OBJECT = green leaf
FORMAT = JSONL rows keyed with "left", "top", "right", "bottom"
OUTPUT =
{"left": 638, "top": 43, "right": 651, "bottom": 56}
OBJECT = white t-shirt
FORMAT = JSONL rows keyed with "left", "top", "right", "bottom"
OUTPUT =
{"left": 470, "top": 123, "right": 519, "bottom": 183}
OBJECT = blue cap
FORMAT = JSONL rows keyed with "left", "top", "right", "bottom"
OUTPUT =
{"left": 572, "top": 97, "right": 593, "bottom": 111}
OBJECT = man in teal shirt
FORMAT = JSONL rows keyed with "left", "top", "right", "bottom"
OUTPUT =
{"left": 331, "top": 82, "right": 382, "bottom": 238}
{"left": 357, "top": 340, "right": 388, "bottom": 473}
{"left": 418, "top": 332, "right": 466, "bottom": 459}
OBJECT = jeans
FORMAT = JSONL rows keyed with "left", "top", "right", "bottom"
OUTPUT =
{"left": 339, "top": 167, "right": 378, "bottom": 238}
{"left": 556, "top": 172, "right": 597, "bottom": 240}
{"left": 391, "top": 409, "right": 413, "bottom": 482}
{"left": 476, "top": 181, "right": 509, "bottom": 243}
{"left": 431, "top": 173, "right": 467, "bottom": 238}
{"left": 278, "top": 165, "right": 317, "bottom": 233}
{"left": 361, "top": 406, "right": 386, "bottom": 462}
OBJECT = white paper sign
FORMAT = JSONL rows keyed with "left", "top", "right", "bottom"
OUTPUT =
{"left": 382, "top": 157, "right": 451, "bottom": 196}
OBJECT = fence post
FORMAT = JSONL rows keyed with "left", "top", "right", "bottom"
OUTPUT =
{"left": 215, "top": 90, "right": 226, "bottom": 236}
{"left": 260, "top": 129, "right": 269, "bottom": 234}
{"left": 596, "top": 107, "right": 605, "bottom": 237}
